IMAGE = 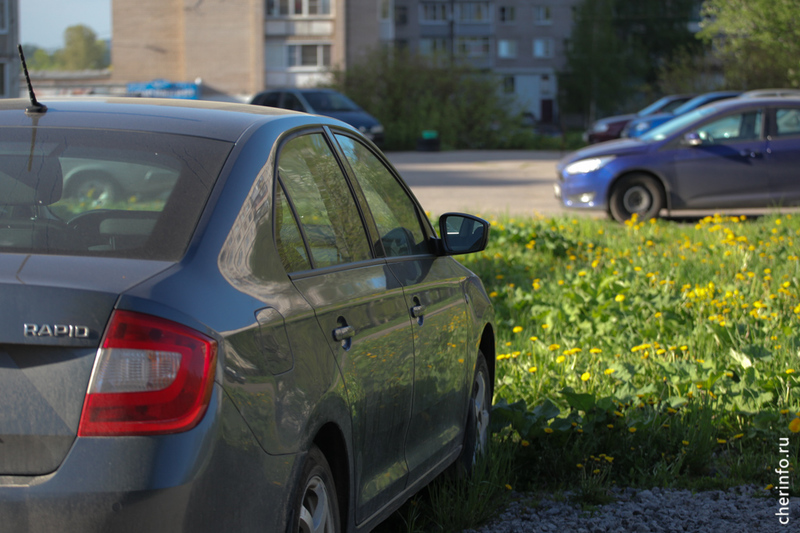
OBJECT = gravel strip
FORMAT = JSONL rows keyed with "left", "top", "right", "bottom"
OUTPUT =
{"left": 465, "top": 486, "right": 799, "bottom": 532}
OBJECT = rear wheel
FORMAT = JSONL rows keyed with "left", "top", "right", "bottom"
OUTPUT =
{"left": 454, "top": 352, "right": 491, "bottom": 475}
{"left": 608, "top": 173, "right": 664, "bottom": 223}
{"left": 292, "top": 446, "right": 340, "bottom": 533}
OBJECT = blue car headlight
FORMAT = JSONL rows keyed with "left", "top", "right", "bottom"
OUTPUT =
{"left": 564, "top": 156, "right": 616, "bottom": 175}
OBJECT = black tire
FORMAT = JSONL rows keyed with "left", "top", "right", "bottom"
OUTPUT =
{"left": 291, "top": 446, "right": 341, "bottom": 533}
{"left": 454, "top": 352, "right": 491, "bottom": 476}
{"left": 608, "top": 173, "right": 664, "bottom": 223}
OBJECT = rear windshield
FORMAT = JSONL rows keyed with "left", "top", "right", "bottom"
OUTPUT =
{"left": 0, "top": 127, "right": 232, "bottom": 260}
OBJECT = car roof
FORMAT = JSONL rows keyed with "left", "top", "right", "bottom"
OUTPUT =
{"left": 701, "top": 95, "right": 800, "bottom": 110}
{"left": 0, "top": 97, "right": 349, "bottom": 142}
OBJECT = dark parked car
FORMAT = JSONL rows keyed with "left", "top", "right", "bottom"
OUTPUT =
{"left": 555, "top": 97, "right": 800, "bottom": 222}
{"left": 584, "top": 94, "right": 693, "bottom": 144}
{"left": 0, "top": 97, "right": 495, "bottom": 532}
{"left": 251, "top": 88, "right": 385, "bottom": 145}
{"left": 621, "top": 91, "right": 741, "bottom": 138}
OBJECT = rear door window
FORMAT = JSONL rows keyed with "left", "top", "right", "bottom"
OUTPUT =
{"left": 277, "top": 133, "right": 371, "bottom": 268}
{"left": 0, "top": 127, "right": 231, "bottom": 260}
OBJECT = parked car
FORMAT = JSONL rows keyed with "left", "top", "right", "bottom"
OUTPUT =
{"left": 620, "top": 91, "right": 741, "bottom": 138}
{"left": 740, "top": 88, "right": 800, "bottom": 98}
{"left": 251, "top": 88, "right": 385, "bottom": 145}
{"left": 0, "top": 97, "right": 495, "bottom": 532}
{"left": 555, "top": 97, "right": 800, "bottom": 222}
{"left": 583, "top": 94, "right": 694, "bottom": 144}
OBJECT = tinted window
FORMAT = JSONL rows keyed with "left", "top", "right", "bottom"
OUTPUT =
{"left": 274, "top": 181, "right": 312, "bottom": 273}
{"left": 335, "top": 135, "right": 429, "bottom": 257}
{"left": 775, "top": 108, "right": 800, "bottom": 137}
{"left": 255, "top": 92, "right": 281, "bottom": 107}
{"left": 302, "top": 91, "right": 361, "bottom": 112}
{"left": 0, "top": 127, "right": 231, "bottom": 260}
{"left": 278, "top": 134, "right": 371, "bottom": 268}
{"left": 282, "top": 93, "right": 306, "bottom": 112}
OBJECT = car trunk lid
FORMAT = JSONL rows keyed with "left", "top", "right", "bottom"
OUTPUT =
{"left": 0, "top": 254, "right": 173, "bottom": 475}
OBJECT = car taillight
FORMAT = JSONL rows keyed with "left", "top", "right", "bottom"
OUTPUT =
{"left": 78, "top": 310, "right": 217, "bottom": 437}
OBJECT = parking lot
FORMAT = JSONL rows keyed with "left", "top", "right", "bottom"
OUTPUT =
{"left": 386, "top": 150, "right": 570, "bottom": 218}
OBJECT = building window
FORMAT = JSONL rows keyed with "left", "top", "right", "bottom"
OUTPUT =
{"left": 288, "top": 44, "right": 332, "bottom": 67}
{"left": 266, "top": 0, "right": 332, "bottom": 17}
{"left": 395, "top": 5, "right": 408, "bottom": 24}
{"left": 380, "top": 0, "right": 392, "bottom": 21}
{"left": 503, "top": 76, "right": 515, "bottom": 94}
{"left": 457, "top": 2, "right": 491, "bottom": 22}
{"left": 0, "top": 0, "right": 7, "bottom": 33}
{"left": 533, "top": 6, "right": 552, "bottom": 25}
{"left": 419, "top": 38, "right": 448, "bottom": 56}
{"left": 456, "top": 37, "right": 490, "bottom": 57}
{"left": 420, "top": 2, "right": 450, "bottom": 23}
{"left": 533, "top": 38, "right": 553, "bottom": 58}
{"left": 498, "top": 6, "right": 515, "bottom": 23}
{"left": 498, "top": 40, "right": 517, "bottom": 59}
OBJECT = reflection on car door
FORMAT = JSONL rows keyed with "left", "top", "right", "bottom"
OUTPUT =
{"left": 766, "top": 106, "right": 800, "bottom": 206}
{"left": 671, "top": 109, "right": 770, "bottom": 208}
{"left": 275, "top": 132, "right": 415, "bottom": 523}
{"left": 334, "top": 134, "right": 472, "bottom": 479}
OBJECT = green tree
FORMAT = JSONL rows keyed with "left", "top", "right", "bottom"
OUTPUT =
{"left": 561, "top": 0, "right": 702, "bottom": 123}
{"left": 60, "top": 24, "right": 107, "bottom": 70}
{"left": 328, "top": 48, "right": 519, "bottom": 150}
{"left": 698, "top": 0, "right": 800, "bottom": 88}
{"left": 559, "top": 0, "right": 629, "bottom": 123}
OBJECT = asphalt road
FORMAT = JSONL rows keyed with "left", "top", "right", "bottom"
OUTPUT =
{"left": 386, "top": 150, "right": 571, "bottom": 218}
{"left": 387, "top": 150, "right": 800, "bottom": 221}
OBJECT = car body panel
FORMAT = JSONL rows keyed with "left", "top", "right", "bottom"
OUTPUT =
{"left": 585, "top": 94, "right": 693, "bottom": 143}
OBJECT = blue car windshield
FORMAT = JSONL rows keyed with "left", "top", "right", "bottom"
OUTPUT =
{"left": 637, "top": 96, "right": 676, "bottom": 117}
{"left": 639, "top": 106, "right": 717, "bottom": 142}
{"left": 302, "top": 91, "right": 361, "bottom": 112}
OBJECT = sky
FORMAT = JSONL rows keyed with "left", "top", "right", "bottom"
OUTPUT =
{"left": 20, "top": 0, "right": 111, "bottom": 50}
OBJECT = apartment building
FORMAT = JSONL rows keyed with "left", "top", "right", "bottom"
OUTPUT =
{"left": 111, "top": 0, "right": 576, "bottom": 119}
{"left": 1, "top": 0, "right": 20, "bottom": 98}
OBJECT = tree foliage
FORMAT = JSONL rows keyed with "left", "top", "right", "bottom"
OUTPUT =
{"left": 698, "top": 0, "right": 800, "bottom": 88}
{"left": 560, "top": 0, "right": 701, "bottom": 122}
{"left": 23, "top": 25, "right": 109, "bottom": 71}
{"left": 328, "top": 48, "right": 523, "bottom": 150}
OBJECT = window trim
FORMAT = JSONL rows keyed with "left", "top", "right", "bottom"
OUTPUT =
{"left": 265, "top": 0, "right": 334, "bottom": 18}
{"left": 286, "top": 42, "right": 333, "bottom": 70}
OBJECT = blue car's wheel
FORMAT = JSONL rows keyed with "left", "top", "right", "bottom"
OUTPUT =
{"left": 609, "top": 174, "right": 664, "bottom": 223}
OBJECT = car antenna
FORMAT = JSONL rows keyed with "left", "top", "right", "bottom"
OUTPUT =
{"left": 18, "top": 44, "right": 47, "bottom": 114}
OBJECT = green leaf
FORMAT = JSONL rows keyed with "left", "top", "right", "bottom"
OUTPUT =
{"left": 560, "top": 388, "right": 596, "bottom": 412}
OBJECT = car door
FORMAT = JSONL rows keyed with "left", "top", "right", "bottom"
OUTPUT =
{"left": 333, "top": 133, "right": 472, "bottom": 479}
{"left": 765, "top": 105, "right": 800, "bottom": 206}
{"left": 670, "top": 108, "right": 770, "bottom": 208}
{"left": 274, "top": 131, "right": 415, "bottom": 523}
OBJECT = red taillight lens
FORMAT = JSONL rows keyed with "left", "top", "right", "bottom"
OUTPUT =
{"left": 78, "top": 310, "right": 218, "bottom": 436}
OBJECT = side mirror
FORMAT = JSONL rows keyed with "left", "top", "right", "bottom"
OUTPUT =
{"left": 438, "top": 213, "right": 489, "bottom": 255}
{"left": 682, "top": 132, "right": 702, "bottom": 147}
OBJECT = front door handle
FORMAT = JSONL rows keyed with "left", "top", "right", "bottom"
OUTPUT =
{"left": 333, "top": 325, "right": 355, "bottom": 342}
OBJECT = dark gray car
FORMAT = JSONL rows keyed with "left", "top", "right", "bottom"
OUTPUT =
{"left": 0, "top": 98, "right": 495, "bottom": 533}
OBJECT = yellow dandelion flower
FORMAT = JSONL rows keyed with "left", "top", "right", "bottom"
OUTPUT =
{"left": 513, "top": 326, "right": 523, "bottom": 334}
{"left": 682, "top": 440, "right": 689, "bottom": 446}
{"left": 765, "top": 484, "right": 774, "bottom": 491}
{"left": 790, "top": 418, "right": 800, "bottom": 433}
{"left": 732, "top": 433, "right": 744, "bottom": 440}
{"left": 556, "top": 356, "right": 566, "bottom": 364}
{"left": 615, "top": 294, "right": 625, "bottom": 302}
{"left": 590, "top": 348, "right": 602, "bottom": 354}
{"left": 505, "top": 484, "right": 513, "bottom": 490}
{"left": 607, "top": 424, "right": 614, "bottom": 429}
{"left": 489, "top": 291, "right": 498, "bottom": 298}
{"left": 542, "top": 324, "right": 550, "bottom": 329}
{"left": 786, "top": 369, "right": 796, "bottom": 374}
{"left": 528, "top": 366, "right": 537, "bottom": 373}
{"left": 530, "top": 336, "right": 539, "bottom": 342}
{"left": 717, "top": 438, "right": 727, "bottom": 444}
{"left": 581, "top": 372, "right": 591, "bottom": 381}
{"left": 604, "top": 456, "right": 614, "bottom": 463}
{"left": 667, "top": 407, "right": 677, "bottom": 414}
{"left": 521, "top": 440, "right": 530, "bottom": 447}
{"left": 577, "top": 464, "right": 584, "bottom": 469}
{"left": 548, "top": 343, "right": 560, "bottom": 351}
{"left": 604, "top": 368, "right": 615, "bottom": 375}
{"left": 628, "top": 427, "right": 637, "bottom": 433}
{"left": 593, "top": 469, "right": 601, "bottom": 475}
{"left": 544, "top": 428, "right": 554, "bottom": 434}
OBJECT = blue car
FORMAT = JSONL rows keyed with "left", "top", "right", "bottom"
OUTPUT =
{"left": 251, "top": 88, "right": 385, "bottom": 145}
{"left": 555, "top": 97, "right": 800, "bottom": 222}
{"left": 621, "top": 91, "right": 741, "bottom": 138}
